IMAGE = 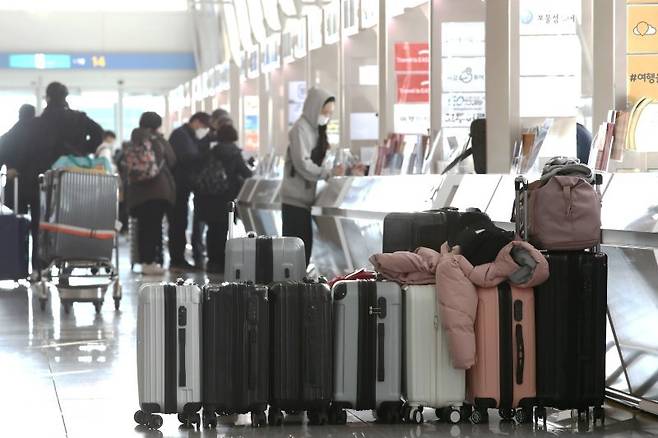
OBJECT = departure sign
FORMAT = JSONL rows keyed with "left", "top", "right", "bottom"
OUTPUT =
{"left": 0, "top": 52, "right": 195, "bottom": 70}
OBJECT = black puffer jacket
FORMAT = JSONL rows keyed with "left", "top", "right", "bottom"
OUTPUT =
{"left": 0, "top": 104, "right": 103, "bottom": 202}
{"left": 195, "top": 142, "right": 252, "bottom": 222}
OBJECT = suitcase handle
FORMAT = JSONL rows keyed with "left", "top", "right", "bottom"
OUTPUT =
{"left": 515, "top": 323, "right": 524, "bottom": 385}
{"left": 227, "top": 201, "right": 235, "bottom": 240}
{"left": 377, "top": 322, "right": 385, "bottom": 382}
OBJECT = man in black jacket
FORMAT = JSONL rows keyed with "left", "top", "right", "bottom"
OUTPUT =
{"left": 167, "top": 112, "right": 211, "bottom": 271}
{"left": 0, "top": 81, "right": 103, "bottom": 270}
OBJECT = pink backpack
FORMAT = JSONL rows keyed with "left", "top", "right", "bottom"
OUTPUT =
{"left": 528, "top": 175, "right": 601, "bottom": 250}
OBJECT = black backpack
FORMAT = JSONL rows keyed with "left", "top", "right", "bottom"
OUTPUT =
{"left": 195, "top": 153, "right": 230, "bottom": 197}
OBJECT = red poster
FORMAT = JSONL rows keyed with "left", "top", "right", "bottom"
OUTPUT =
{"left": 397, "top": 73, "right": 430, "bottom": 103}
{"left": 395, "top": 42, "right": 429, "bottom": 72}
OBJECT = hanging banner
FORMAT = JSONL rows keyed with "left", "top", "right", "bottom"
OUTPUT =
{"left": 397, "top": 73, "right": 429, "bottom": 103}
{"left": 394, "top": 42, "right": 429, "bottom": 73}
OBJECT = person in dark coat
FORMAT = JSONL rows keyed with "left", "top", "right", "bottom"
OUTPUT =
{"left": 0, "top": 82, "right": 103, "bottom": 270}
{"left": 195, "top": 123, "right": 252, "bottom": 274}
{"left": 127, "top": 112, "right": 177, "bottom": 276}
{"left": 167, "top": 112, "right": 211, "bottom": 271}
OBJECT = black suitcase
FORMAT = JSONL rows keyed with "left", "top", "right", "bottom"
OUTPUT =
{"left": 382, "top": 208, "right": 492, "bottom": 253}
{"left": 268, "top": 281, "right": 333, "bottom": 425}
{"left": 0, "top": 174, "right": 30, "bottom": 281}
{"left": 534, "top": 251, "right": 608, "bottom": 425}
{"left": 202, "top": 283, "right": 269, "bottom": 428}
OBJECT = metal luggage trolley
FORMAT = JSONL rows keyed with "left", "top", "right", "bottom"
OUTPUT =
{"left": 34, "top": 168, "right": 122, "bottom": 314}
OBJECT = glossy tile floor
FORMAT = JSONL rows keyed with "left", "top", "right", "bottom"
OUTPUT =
{"left": 1, "top": 237, "right": 657, "bottom": 437}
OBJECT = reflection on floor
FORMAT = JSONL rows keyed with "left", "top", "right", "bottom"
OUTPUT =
{"left": 0, "top": 238, "right": 657, "bottom": 437}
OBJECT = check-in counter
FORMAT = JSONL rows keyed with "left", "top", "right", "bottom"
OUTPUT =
{"left": 237, "top": 172, "right": 658, "bottom": 413}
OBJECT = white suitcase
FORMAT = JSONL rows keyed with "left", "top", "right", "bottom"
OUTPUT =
{"left": 403, "top": 285, "right": 467, "bottom": 424}
{"left": 134, "top": 282, "right": 202, "bottom": 430}
{"left": 330, "top": 280, "right": 403, "bottom": 424}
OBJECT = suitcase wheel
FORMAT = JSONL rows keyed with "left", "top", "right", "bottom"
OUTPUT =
{"left": 202, "top": 410, "right": 217, "bottom": 429}
{"left": 470, "top": 408, "right": 488, "bottom": 424}
{"left": 307, "top": 409, "right": 329, "bottom": 426}
{"left": 134, "top": 410, "right": 163, "bottom": 430}
{"left": 411, "top": 408, "right": 424, "bottom": 425}
{"left": 499, "top": 408, "right": 515, "bottom": 421}
{"left": 515, "top": 407, "right": 532, "bottom": 424}
{"left": 328, "top": 408, "right": 347, "bottom": 425}
{"left": 268, "top": 408, "right": 284, "bottom": 426}
{"left": 178, "top": 412, "right": 200, "bottom": 427}
{"left": 250, "top": 411, "right": 267, "bottom": 427}
{"left": 593, "top": 406, "right": 605, "bottom": 425}
{"left": 534, "top": 406, "right": 547, "bottom": 427}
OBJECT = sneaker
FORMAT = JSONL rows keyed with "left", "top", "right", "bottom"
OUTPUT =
{"left": 169, "top": 261, "right": 198, "bottom": 272}
{"left": 142, "top": 263, "right": 165, "bottom": 276}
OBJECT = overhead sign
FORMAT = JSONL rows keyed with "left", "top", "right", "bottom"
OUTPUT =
{"left": 0, "top": 52, "right": 195, "bottom": 70}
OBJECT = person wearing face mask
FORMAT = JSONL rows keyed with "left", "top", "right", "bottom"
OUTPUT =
{"left": 281, "top": 87, "right": 344, "bottom": 266}
{"left": 167, "top": 112, "right": 211, "bottom": 271}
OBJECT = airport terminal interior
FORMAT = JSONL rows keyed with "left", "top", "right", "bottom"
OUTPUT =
{"left": 1, "top": 0, "right": 658, "bottom": 437}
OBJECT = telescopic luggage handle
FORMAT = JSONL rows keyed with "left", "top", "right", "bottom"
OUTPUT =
{"left": 227, "top": 201, "right": 236, "bottom": 240}
{"left": 514, "top": 176, "right": 529, "bottom": 242}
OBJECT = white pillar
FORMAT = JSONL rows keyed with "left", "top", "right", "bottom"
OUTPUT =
{"left": 377, "top": 0, "right": 388, "bottom": 144}
{"left": 338, "top": 0, "right": 347, "bottom": 149}
{"left": 592, "top": 0, "right": 615, "bottom": 130}
{"left": 485, "top": 0, "right": 520, "bottom": 173}
{"left": 614, "top": 0, "right": 627, "bottom": 110}
{"left": 117, "top": 80, "right": 125, "bottom": 142}
{"left": 430, "top": 0, "right": 442, "bottom": 157}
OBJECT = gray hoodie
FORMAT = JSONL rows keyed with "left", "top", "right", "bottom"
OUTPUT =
{"left": 281, "top": 87, "right": 334, "bottom": 208}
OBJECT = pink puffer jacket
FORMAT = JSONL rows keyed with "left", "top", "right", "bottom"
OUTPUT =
{"left": 436, "top": 240, "right": 549, "bottom": 369}
{"left": 369, "top": 247, "right": 440, "bottom": 285}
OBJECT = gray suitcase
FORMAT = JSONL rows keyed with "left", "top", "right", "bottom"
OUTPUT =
{"left": 39, "top": 169, "right": 118, "bottom": 264}
{"left": 330, "top": 280, "right": 403, "bottom": 424}
{"left": 224, "top": 234, "right": 306, "bottom": 283}
{"left": 135, "top": 282, "right": 202, "bottom": 430}
{"left": 224, "top": 202, "right": 306, "bottom": 283}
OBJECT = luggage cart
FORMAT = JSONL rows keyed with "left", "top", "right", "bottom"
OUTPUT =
{"left": 33, "top": 169, "right": 122, "bottom": 314}
{"left": 36, "top": 238, "right": 122, "bottom": 314}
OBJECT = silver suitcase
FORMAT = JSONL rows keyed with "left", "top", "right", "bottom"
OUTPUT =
{"left": 39, "top": 169, "right": 118, "bottom": 263}
{"left": 135, "top": 282, "right": 202, "bottom": 430}
{"left": 224, "top": 201, "right": 306, "bottom": 283}
{"left": 330, "top": 280, "right": 403, "bottom": 424}
{"left": 224, "top": 234, "right": 306, "bottom": 283}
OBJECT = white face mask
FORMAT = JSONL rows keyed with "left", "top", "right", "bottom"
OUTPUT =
{"left": 318, "top": 114, "right": 330, "bottom": 126}
{"left": 195, "top": 128, "right": 210, "bottom": 139}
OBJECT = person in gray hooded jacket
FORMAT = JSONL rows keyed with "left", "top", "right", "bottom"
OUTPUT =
{"left": 281, "top": 87, "right": 344, "bottom": 265}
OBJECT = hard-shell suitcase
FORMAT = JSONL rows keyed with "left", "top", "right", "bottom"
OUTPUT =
{"left": 403, "top": 285, "right": 467, "bottom": 424}
{"left": 268, "top": 281, "right": 333, "bottom": 425}
{"left": 467, "top": 283, "right": 536, "bottom": 424}
{"left": 0, "top": 171, "right": 30, "bottom": 281}
{"left": 331, "top": 280, "right": 403, "bottom": 424}
{"left": 134, "top": 282, "right": 202, "bottom": 430}
{"left": 39, "top": 169, "right": 118, "bottom": 264}
{"left": 202, "top": 283, "right": 269, "bottom": 428}
{"left": 382, "top": 208, "right": 492, "bottom": 253}
{"left": 534, "top": 251, "right": 607, "bottom": 425}
{"left": 224, "top": 201, "right": 306, "bottom": 283}
{"left": 382, "top": 212, "right": 448, "bottom": 253}
{"left": 224, "top": 235, "right": 306, "bottom": 283}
